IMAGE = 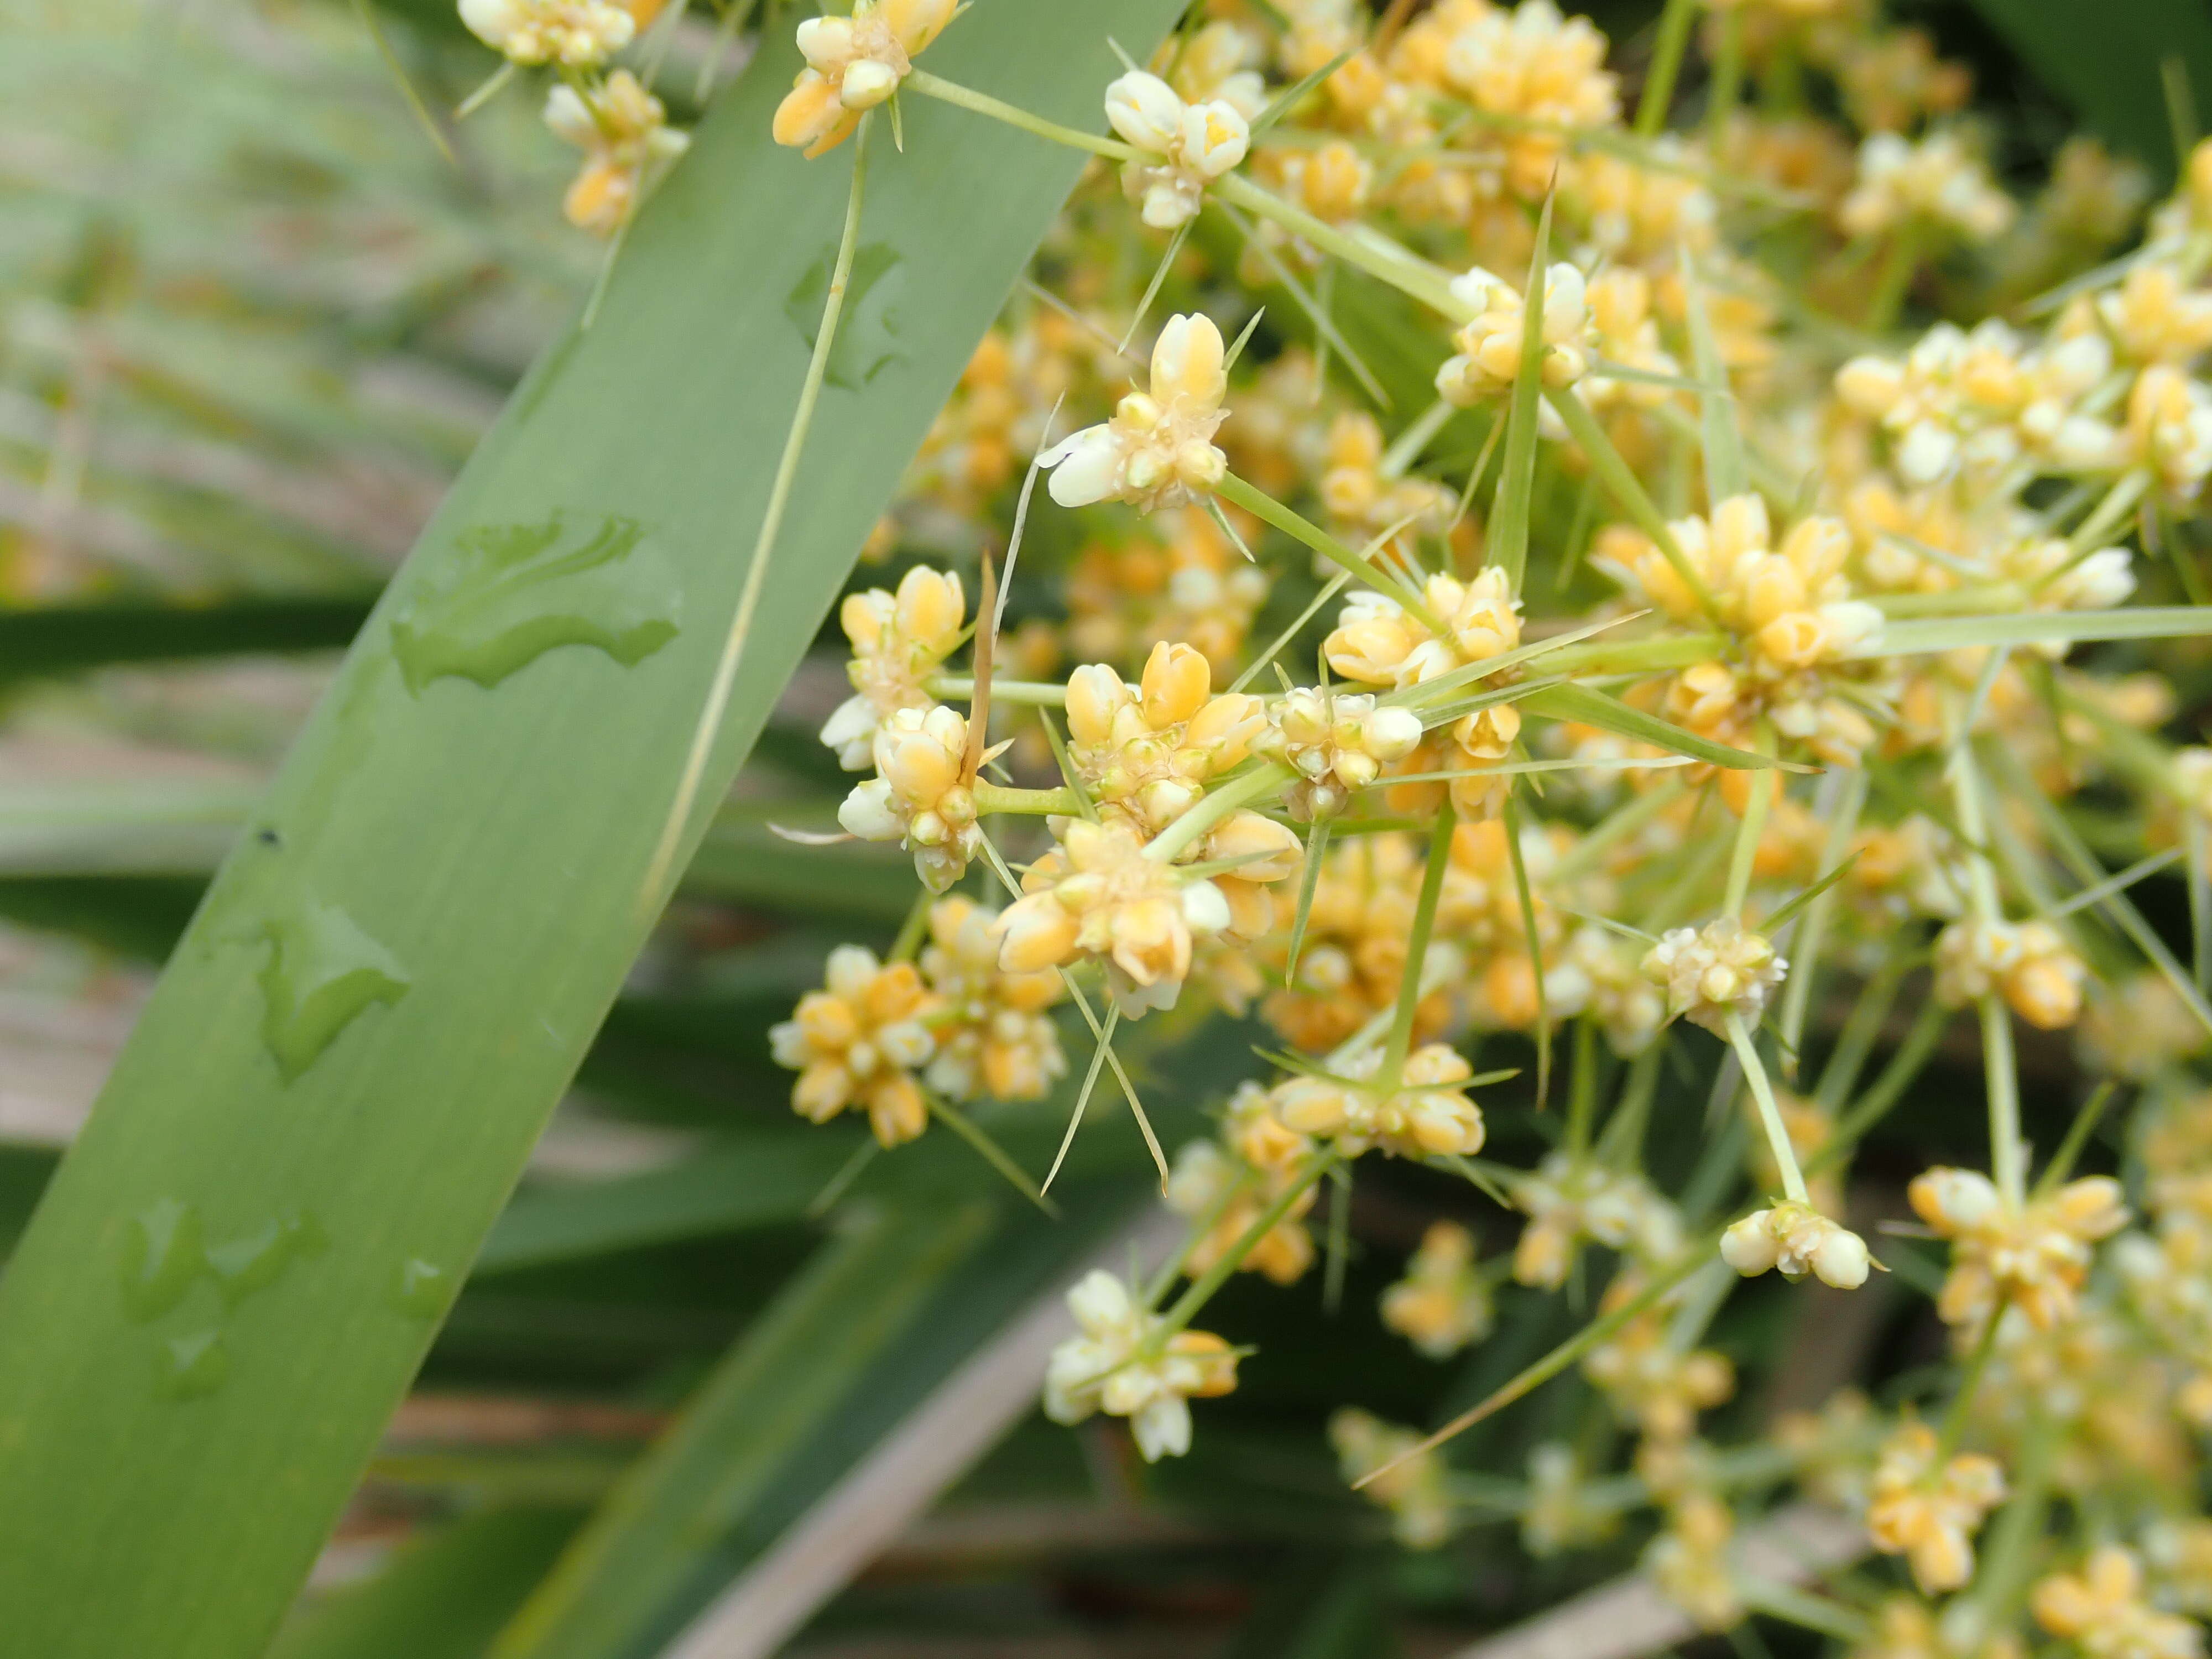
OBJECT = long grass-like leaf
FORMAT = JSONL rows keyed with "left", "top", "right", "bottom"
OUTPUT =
{"left": 1676, "top": 247, "right": 1746, "bottom": 505}
{"left": 1965, "top": 0, "right": 2212, "bottom": 176}
{"left": 269, "top": 1507, "right": 582, "bottom": 1659}
{"left": 1855, "top": 606, "right": 2212, "bottom": 657}
{"left": 1519, "top": 682, "right": 1794, "bottom": 771}
{"left": 0, "top": 598, "right": 373, "bottom": 687}
{"left": 0, "top": 8, "right": 1182, "bottom": 1652}
{"left": 1487, "top": 197, "right": 1552, "bottom": 590}
{"left": 486, "top": 1202, "right": 998, "bottom": 1659}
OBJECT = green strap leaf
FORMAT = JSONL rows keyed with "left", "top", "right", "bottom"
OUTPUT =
{"left": 268, "top": 1507, "right": 583, "bottom": 1659}
{"left": 0, "top": 599, "right": 374, "bottom": 687}
{"left": 491, "top": 1185, "right": 1152, "bottom": 1659}
{"left": 1964, "top": 0, "right": 2212, "bottom": 177}
{"left": 0, "top": 6, "right": 1184, "bottom": 1653}
{"left": 1487, "top": 195, "right": 1552, "bottom": 592}
{"left": 486, "top": 1201, "right": 999, "bottom": 1659}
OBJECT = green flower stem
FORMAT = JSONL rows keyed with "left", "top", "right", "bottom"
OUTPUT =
{"left": 1141, "top": 1164, "right": 1255, "bottom": 1310}
{"left": 1726, "top": 1010, "right": 1808, "bottom": 1205}
{"left": 1328, "top": 950, "right": 1461, "bottom": 1071}
{"left": 1737, "top": 1580, "right": 1869, "bottom": 1646}
{"left": 455, "top": 60, "right": 518, "bottom": 121}
{"left": 929, "top": 674, "right": 1067, "bottom": 706}
{"left": 1971, "top": 1416, "right": 2058, "bottom": 1626}
{"left": 2036, "top": 1082, "right": 2117, "bottom": 1197}
{"left": 905, "top": 68, "right": 1135, "bottom": 161}
{"left": 1157, "top": 1151, "right": 1336, "bottom": 1335}
{"left": 907, "top": 73, "right": 1470, "bottom": 326}
{"left": 2058, "top": 467, "right": 2151, "bottom": 562}
{"left": 1646, "top": 801, "right": 1731, "bottom": 932}
{"left": 1503, "top": 790, "right": 1553, "bottom": 1103}
{"left": 1229, "top": 568, "right": 1355, "bottom": 695}
{"left": 888, "top": 889, "right": 932, "bottom": 962}
{"left": 1704, "top": 4, "right": 1745, "bottom": 150}
{"left": 1934, "top": 1290, "right": 2008, "bottom": 1464}
{"left": 1215, "top": 173, "right": 1470, "bottom": 320}
{"left": 1364, "top": 1239, "right": 1716, "bottom": 1479}
{"left": 1812, "top": 932, "right": 1917, "bottom": 1111}
{"left": 925, "top": 1092, "right": 1055, "bottom": 1214}
{"left": 1381, "top": 397, "right": 1455, "bottom": 476}
{"left": 971, "top": 781, "right": 1081, "bottom": 816}
{"left": 1777, "top": 768, "right": 1869, "bottom": 1068}
{"left": 1596, "top": 1039, "right": 1666, "bottom": 1167}
{"left": 1635, "top": 0, "right": 1699, "bottom": 136}
{"left": 1868, "top": 585, "right": 2026, "bottom": 618}
{"left": 1819, "top": 994, "right": 1949, "bottom": 1165}
{"left": 1720, "top": 727, "right": 1773, "bottom": 919}
{"left": 1545, "top": 387, "right": 1724, "bottom": 622}
{"left": 1946, "top": 716, "right": 2004, "bottom": 925}
{"left": 1563, "top": 1018, "right": 1599, "bottom": 1157}
{"left": 1945, "top": 726, "right": 2027, "bottom": 1206}
{"left": 1550, "top": 777, "right": 1689, "bottom": 883}
{"left": 1383, "top": 795, "right": 1457, "bottom": 1091}
{"left": 353, "top": 0, "right": 456, "bottom": 163}
{"left": 1142, "top": 761, "right": 1296, "bottom": 865}
{"left": 1980, "top": 995, "right": 2027, "bottom": 1208}
{"left": 1864, "top": 223, "right": 1923, "bottom": 332}
{"left": 1489, "top": 199, "right": 1555, "bottom": 592}
{"left": 642, "top": 112, "right": 872, "bottom": 909}
{"left": 1217, "top": 471, "right": 1446, "bottom": 629}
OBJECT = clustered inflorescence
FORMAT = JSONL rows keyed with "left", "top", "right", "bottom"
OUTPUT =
{"left": 477, "top": 0, "right": 2212, "bottom": 1646}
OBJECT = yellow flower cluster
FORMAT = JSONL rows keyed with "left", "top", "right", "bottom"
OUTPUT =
{"left": 1866, "top": 1421, "right": 2007, "bottom": 1593}
{"left": 458, "top": 0, "right": 687, "bottom": 231}
{"left": 1381, "top": 1220, "right": 1493, "bottom": 1357}
{"left": 722, "top": 0, "right": 2212, "bottom": 1571}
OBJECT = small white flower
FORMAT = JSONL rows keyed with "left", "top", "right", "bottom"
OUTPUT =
{"left": 773, "top": 0, "right": 957, "bottom": 154}
{"left": 461, "top": 0, "right": 635, "bottom": 66}
{"left": 1640, "top": 917, "right": 1786, "bottom": 1035}
{"left": 837, "top": 704, "right": 982, "bottom": 891}
{"left": 1041, "top": 313, "right": 1230, "bottom": 513}
{"left": 1042, "top": 1269, "right": 1237, "bottom": 1462}
{"left": 1105, "top": 71, "right": 1249, "bottom": 229}
{"left": 1720, "top": 1202, "right": 1871, "bottom": 1289}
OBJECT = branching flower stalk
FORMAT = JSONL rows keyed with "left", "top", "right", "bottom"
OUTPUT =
{"left": 581, "top": 0, "right": 2212, "bottom": 1634}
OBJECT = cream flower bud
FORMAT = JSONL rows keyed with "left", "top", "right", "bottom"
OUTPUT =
{"left": 839, "top": 704, "right": 979, "bottom": 891}
{"left": 1868, "top": 1422, "right": 2006, "bottom": 1593}
{"left": 1641, "top": 918, "right": 1787, "bottom": 1034}
{"left": 1721, "top": 1203, "right": 1870, "bottom": 1289}
{"left": 2047, "top": 547, "right": 2136, "bottom": 612}
{"left": 839, "top": 57, "right": 899, "bottom": 109}
{"left": 463, "top": 0, "right": 636, "bottom": 65}
{"left": 1380, "top": 1222, "right": 1493, "bottom": 1359}
{"left": 822, "top": 566, "right": 966, "bottom": 769}
{"left": 771, "top": 945, "right": 940, "bottom": 1146}
{"left": 1437, "top": 263, "right": 1599, "bottom": 406}
{"left": 1042, "top": 314, "right": 1231, "bottom": 513}
{"left": 1044, "top": 1268, "right": 1237, "bottom": 1462}
{"left": 1105, "top": 72, "right": 1248, "bottom": 229}
{"left": 773, "top": 0, "right": 955, "bottom": 155}
{"left": 1366, "top": 706, "right": 1424, "bottom": 758}
{"left": 1105, "top": 70, "right": 1185, "bottom": 150}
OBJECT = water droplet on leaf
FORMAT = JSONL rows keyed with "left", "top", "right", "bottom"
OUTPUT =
{"left": 258, "top": 896, "right": 410, "bottom": 1082}
{"left": 119, "top": 1198, "right": 205, "bottom": 1322}
{"left": 206, "top": 1209, "right": 328, "bottom": 1308}
{"left": 159, "top": 1329, "right": 229, "bottom": 1400}
{"left": 785, "top": 243, "right": 906, "bottom": 390}
{"left": 389, "top": 1258, "right": 450, "bottom": 1318}
{"left": 389, "top": 513, "right": 682, "bottom": 693}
